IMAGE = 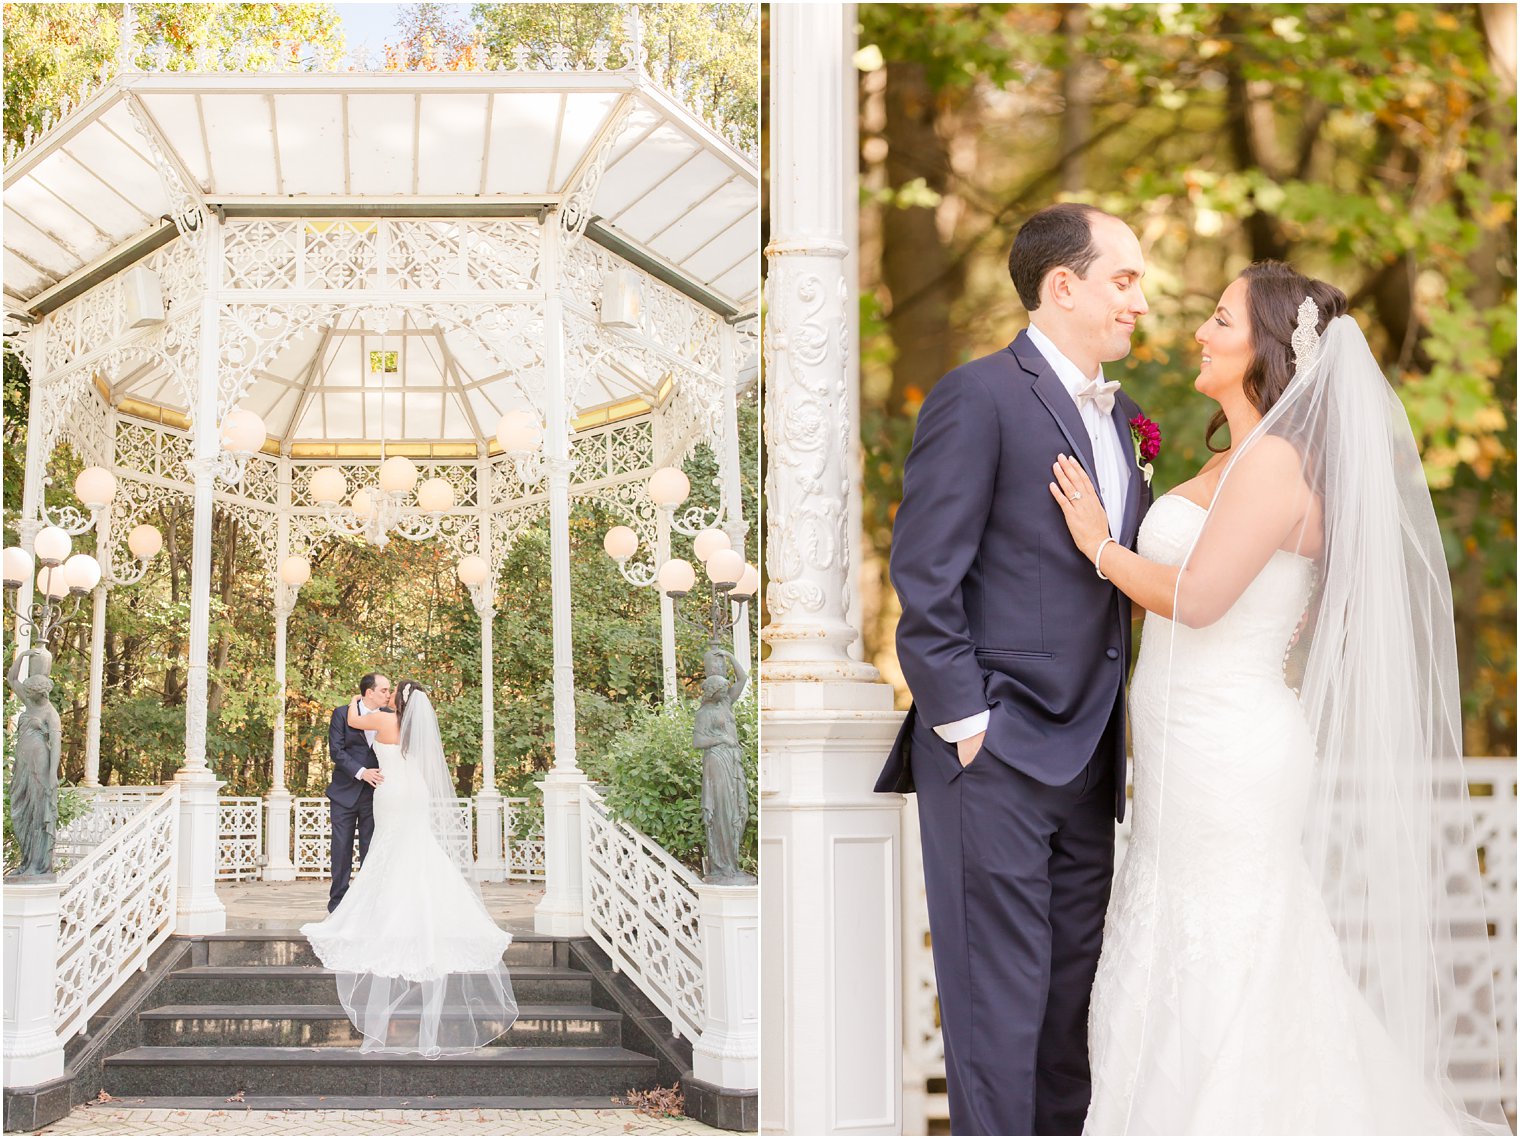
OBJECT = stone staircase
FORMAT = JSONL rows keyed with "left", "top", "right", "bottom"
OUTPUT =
{"left": 97, "top": 931, "right": 664, "bottom": 1103}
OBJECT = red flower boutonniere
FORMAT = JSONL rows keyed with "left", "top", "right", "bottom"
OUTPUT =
{"left": 1129, "top": 414, "right": 1161, "bottom": 486}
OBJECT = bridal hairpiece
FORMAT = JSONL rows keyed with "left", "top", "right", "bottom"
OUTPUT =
{"left": 1291, "top": 295, "right": 1321, "bottom": 375}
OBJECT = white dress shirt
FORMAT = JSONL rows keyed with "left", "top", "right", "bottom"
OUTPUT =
{"left": 933, "top": 325, "right": 1130, "bottom": 745}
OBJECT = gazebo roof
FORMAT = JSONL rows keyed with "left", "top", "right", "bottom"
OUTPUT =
{"left": 4, "top": 66, "right": 758, "bottom": 316}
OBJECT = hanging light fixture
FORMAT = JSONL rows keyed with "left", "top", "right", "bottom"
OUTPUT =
{"left": 310, "top": 318, "right": 455, "bottom": 547}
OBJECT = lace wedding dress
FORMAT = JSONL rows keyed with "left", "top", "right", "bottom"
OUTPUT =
{"left": 1084, "top": 494, "right": 1460, "bottom": 1135}
{"left": 301, "top": 733, "right": 517, "bottom": 1058}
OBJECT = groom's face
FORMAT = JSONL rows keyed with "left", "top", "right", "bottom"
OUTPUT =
{"left": 1066, "top": 215, "right": 1149, "bottom": 366}
{"left": 363, "top": 676, "right": 392, "bottom": 710}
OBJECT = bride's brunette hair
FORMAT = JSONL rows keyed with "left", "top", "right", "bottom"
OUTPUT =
{"left": 1206, "top": 260, "right": 1349, "bottom": 452}
{"left": 393, "top": 679, "right": 426, "bottom": 724}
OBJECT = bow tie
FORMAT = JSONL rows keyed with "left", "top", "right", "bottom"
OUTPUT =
{"left": 1075, "top": 377, "right": 1121, "bottom": 416}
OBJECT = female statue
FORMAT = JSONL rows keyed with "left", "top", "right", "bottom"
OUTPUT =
{"left": 7, "top": 647, "right": 60, "bottom": 878}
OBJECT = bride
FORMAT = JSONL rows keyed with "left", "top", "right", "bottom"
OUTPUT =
{"left": 301, "top": 679, "right": 518, "bottom": 1058}
{"left": 1048, "top": 261, "right": 1507, "bottom": 1134}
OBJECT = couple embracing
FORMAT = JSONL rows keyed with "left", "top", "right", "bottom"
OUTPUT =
{"left": 300, "top": 673, "right": 518, "bottom": 1058}
{"left": 878, "top": 205, "right": 1504, "bottom": 1134}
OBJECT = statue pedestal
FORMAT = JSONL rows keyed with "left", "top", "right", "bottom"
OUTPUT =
{"left": 692, "top": 881, "right": 760, "bottom": 1090}
{"left": 2, "top": 877, "right": 65, "bottom": 1088}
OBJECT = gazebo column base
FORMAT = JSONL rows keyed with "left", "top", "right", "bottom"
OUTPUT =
{"left": 474, "top": 789, "right": 506, "bottom": 884}
{"left": 263, "top": 788, "right": 296, "bottom": 883}
{"left": 174, "top": 771, "right": 227, "bottom": 935}
{"left": 534, "top": 770, "right": 588, "bottom": 936}
{"left": 759, "top": 678, "right": 904, "bottom": 1136}
{"left": 692, "top": 881, "right": 760, "bottom": 1092}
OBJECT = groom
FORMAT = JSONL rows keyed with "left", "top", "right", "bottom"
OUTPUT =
{"left": 326, "top": 672, "right": 391, "bottom": 913}
{"left": 875, "top": 204, "right": 1153, "bottom": 1135}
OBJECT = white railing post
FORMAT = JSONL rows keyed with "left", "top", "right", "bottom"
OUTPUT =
{"left": 691, "top": 881, "right": 761, "bottom": 1091}
{"left": 2, "top": 879, "right": 66, "bottom": 1087}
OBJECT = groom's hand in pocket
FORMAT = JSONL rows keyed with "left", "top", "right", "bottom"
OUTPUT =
{"left": 956, "top": 731, "right": 985, "bottom": 768}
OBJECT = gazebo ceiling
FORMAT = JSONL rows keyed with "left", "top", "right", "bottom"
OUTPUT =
{"left": 3, "top": 70, "right": 758, "bottom": 315}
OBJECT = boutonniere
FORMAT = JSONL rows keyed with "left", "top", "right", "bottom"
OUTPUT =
{"left": 1129, "top": 414, "right": 1161, "bottom": 486}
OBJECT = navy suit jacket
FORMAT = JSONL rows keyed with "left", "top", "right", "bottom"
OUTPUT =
{"left": 874, "top": 330, "right": 1152, "bottom": 818}
{"left": 326, "top": 704, "right": 386, "bottom": 810}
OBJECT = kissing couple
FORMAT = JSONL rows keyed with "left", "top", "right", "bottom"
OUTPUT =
{"left": 301, "top": 672, "right": 519, "bottom": 1059}
{"left": 876, "top": 204, "right": 1505, "bottom": 1135}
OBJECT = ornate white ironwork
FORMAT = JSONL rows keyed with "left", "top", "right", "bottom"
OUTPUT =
{"left": 54, "top": 787, "right": 163, "bottom": 864}
{"left": 54, "top": 785, "right": 178, "bottom": 1042}
{"left": 900, "top": 761, "right": 1520, "bottom": 1132}
{"left": 216, "top": 795, "right": 264, "bottom": 881}
{"left": 291, "top": 794, "right": 474, "bottom": 877}
{"left": 580, "top": 782, "right": 705, "bottom": 1043}
{"left": 123, "top": 94, "right": 206, "bottom": 253}
{"left": 502, "top": 797, "right": 546, "bottom": 882}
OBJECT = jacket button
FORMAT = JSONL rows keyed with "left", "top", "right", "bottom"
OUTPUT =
{"left": 1106, "top": 647, "right": 1120, "bottom": 660}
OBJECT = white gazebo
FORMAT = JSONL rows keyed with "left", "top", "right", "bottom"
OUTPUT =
{"left": 3, "top": 22, "right": 757, "bottom": 1097}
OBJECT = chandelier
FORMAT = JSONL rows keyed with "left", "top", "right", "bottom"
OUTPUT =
{"left": 306, "top": 329, "right": 456, "bottom": 547}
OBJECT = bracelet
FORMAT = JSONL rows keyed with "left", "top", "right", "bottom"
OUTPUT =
{"left": 1094, "top": 537, "right": 1117, "bottom": 581}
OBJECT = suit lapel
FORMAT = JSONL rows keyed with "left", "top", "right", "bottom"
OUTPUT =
{"left": 1113, "top": 389, "right": 1145, "bottom": 547}
{"left": 1011, "top": 331, "right": 1098, "bottom": 475}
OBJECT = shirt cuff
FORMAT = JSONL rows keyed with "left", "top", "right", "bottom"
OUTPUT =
{"left": 933, "top": 710, "right": 990, "bottom": 743}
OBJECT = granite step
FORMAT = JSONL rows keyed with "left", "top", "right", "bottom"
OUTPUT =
{"left": 162, "top": 965, "right": 593, "bottom": 1007}
{"left": 201, "top": 932, "right": 559, "bottom": 970}
{"left": 101, "top": 1045, "right": 659, "bottom": 1098}
{"left": 139, "top": 1003, "right": 622, "bottom": 1049}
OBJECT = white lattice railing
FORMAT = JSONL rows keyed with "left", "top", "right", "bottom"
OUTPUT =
{"left": 55, "top": 786, "right": 162, "bottom": 865}
{"left": 54, "top": 785, "right": 178, "bottom": 1042}
{"left": 216, "top": 796, "right": 263, "bottom": 881}
{"left": 503, "top": 796, "right": 546, "bottom": 881}
{"left": 579, "top": 783, "right": 705, "bottom": 1043}
{"left": 289, "top": 795, "right": 475, "bottom": 878}
{"left": 901, "top": 758, "right": 1519, "bottom": 1133}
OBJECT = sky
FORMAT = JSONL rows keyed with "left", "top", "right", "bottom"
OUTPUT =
{"left": 331, "top": 3, "right": 477, "bottom": 54}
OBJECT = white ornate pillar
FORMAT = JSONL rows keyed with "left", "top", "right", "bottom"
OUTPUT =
{"left": 535, "top": 217, "right": 588, "bottom": 936}
{"left": 2, "top": 879, "right": 65, "bottom": 1087}
{"left": 176, "top": 213, "right": 227, "bottom": 934}
{"left": 472, "top": 475, "right": 506, "bottom": 882}
{"left": 656, "top": 501, "right": 679, "bottom": 703}
{"left": 82, "top": 584, "right": 107, "bottom": 787}
{"left": 13, "top": 318, "right": 50, "bottom": 661}
{"left": 720, "top": 321, "right": 753, "bottom": 676}
{"left": 762, "top": 5, "right": 905, "bottom": 1134}
{"left": 264, "top": 471, "right": 297, "bottom": 882}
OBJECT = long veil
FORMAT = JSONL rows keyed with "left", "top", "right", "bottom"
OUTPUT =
{"left": 1123, "top": 304, "right": 1508, "bottom": 1131}
{"left": 333, "top": 688, "right": 519, "bottom": 1058}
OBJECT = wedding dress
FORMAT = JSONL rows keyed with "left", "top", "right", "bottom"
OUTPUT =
{"left": 301, "top": 693, "right": 517, "bottom": 1058}
{"left": 1084, "top": 303, "right": 1506, "bottom": 1134}
{"left": 1086, "top": 495, "right": 1459, "bottom": 1134}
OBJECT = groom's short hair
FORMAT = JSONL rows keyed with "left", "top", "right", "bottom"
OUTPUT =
{"left": 1008, "top": 203, "right": 1110, "bottom": 311}
{"left": 359, "top": 672, "right": 381, "bottom": 697}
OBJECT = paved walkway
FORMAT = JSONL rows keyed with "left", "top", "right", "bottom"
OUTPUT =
{"left": 219, "top": 878, "right": 544, "bottom": 931}
{"left": 36, "top": 1105, "right": 725, "bottom": 1135}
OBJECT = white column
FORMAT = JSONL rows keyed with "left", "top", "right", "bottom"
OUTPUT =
{"left": 656, "top": 503, "right": 678, "bottom": 703}
{"left": 692, "top": 881, "right": 761, "bottom": 1090}
{"left": 471, "top": 529, "right": 507, "bottom": 882}
{"left": 535, "top": 217, "right": 588, "bottom": 936}
{"left": 2, "top": 879, "right": 66, "bottom": 1087}
{"left": 763, "top": 5, "right": 905, "bottom": 1135}
{"left": 719, "top": 322, "right": 753, "bottom": 675}
{"left": 264, "top": 577, "right": 298, "bottom": 884}
{"left": 14, "top": 318, "right": 50, "bottom": 660}
{"left": 176, "top": 214, "right": 227, "bottom": 934}
{"left": 82, "top": 584, "right": 107, "bottom": 787}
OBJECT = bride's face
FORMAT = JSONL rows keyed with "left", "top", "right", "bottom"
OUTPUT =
{"left": 1194, "top": 277, "right": 1253, "bottom": 401}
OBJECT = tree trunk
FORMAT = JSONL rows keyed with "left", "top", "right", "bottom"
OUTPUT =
{"left": 881, "top": 57, "right": 965, "bottom": 417}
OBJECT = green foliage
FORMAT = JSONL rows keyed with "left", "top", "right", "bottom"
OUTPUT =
{"left": 599, "top": 696, "right": 758, "bottom": 877}
{"left": 853, "top": 2, "right": 1516, "bottom": 752}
